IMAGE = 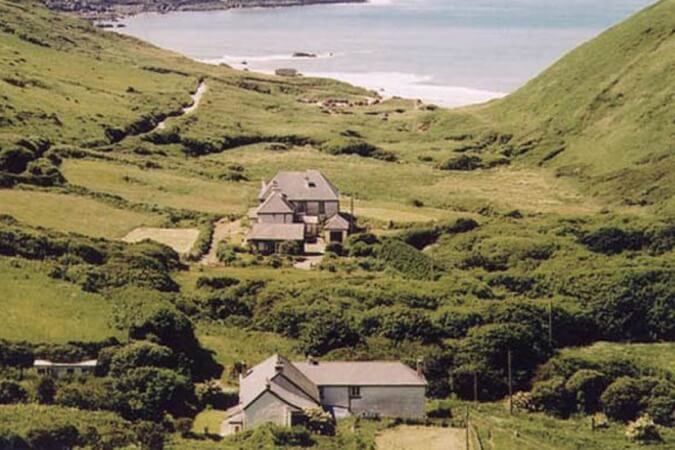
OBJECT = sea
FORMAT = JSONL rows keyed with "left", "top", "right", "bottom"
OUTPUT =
{"left": 119, "top": 0, "right": 655, "bottom": 107}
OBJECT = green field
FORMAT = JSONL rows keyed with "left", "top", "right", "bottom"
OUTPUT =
{"left": 0, "top": 188, "right": 164, "bottom": 238}
{"left": 559, "top": 342, "right": 675, "bottom": 376}
{"left": 0, "top": 258, "right": 122, "bottom": 343}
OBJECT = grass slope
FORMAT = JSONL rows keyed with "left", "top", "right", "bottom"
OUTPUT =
{"left": 0, "top": 258, "right": 122, "bottom": 342}
{"left": 442, "top": 0, "right": 675, "bottom": 210}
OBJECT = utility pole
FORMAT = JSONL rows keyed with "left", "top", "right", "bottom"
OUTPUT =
{"left": 349, "top": 195, "right": 355, "bottom": 233}
{"left": 473, "top": 371, "right": 478, "bottom": 403}
{"left": 508, "top": 349, "right": 513, "bottom": 415}
{"left": 548, "top": 297, "right": 553, "bottom": 348}
{"left": 465, "top": 406, "right": 470, "bottom": 450}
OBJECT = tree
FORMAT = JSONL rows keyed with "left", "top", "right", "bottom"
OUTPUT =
{"left": 35, "top": 377, "right": 56, "bottom": 404}
{"left": 300, "top": 314, "right": 360, "bottom": 357}
{"left": 565, "top": 369, "right": 607, "bottom": 413}
{"left": 601, "top": 377, "right": 644, "bottom": 422}
{"left": 133, "top": 421, "right": 165, "bottom": 450}
{"left": 530, "top": 377, "right": 574, "bottom": 418}
{"left": 0, "top": 380, "right": 28, "bottom": 404}
{"left": 109, "top": 341, "right": 175, "bottom": 376}
{"left": 112, "top": 367, "right": 196, "bottom": 421}
{"left": 379, "top": 309, "right": 437, "bottom": 343}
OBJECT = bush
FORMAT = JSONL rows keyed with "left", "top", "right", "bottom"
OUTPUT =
{"left": 320, "top": 137, "right": 396, "bottom": 161}
{"left": 196, "top": 276, "right": 239, "bottom": 290}
{"left": 0, "top": 147, "right": 34, "bottom": 173}
{"left": 436, "top": 155, "right": 483, "bottom": 171}
{"left": 216, "top": 241, "right": 237, "bottom": 265}
{"left": 379, "top": 238, "right": 439, "bottom": 280}
{"left": 0, "top": 380, "right": 28, "bottom": 404}
{"left": 379, "top": 309, "right": 437, "bottom": 343}
{"left": 512, "top": 391, "right": 536, "bottom": 412}
{"left": 299, "top": 314, "right": 360, "bottom": 356}
{"left": 581, "top": 227, "right": 648, "bottom": 255}
{"left": 271, "top": 426, "right": 315, "bottom": 447}
{"left": 625, "top": 415, "right": 661, "bottom": 444}
{"left": 25, "top": 425, "right": 79, "bottom": 450}
{"left": 133, "top": 421, "right": 165, "bottom": 450}
{"left": 325, "top": 242, "right": 344, "bottom": 256}
{"left": 35, "top": 377, "right": 56, "bottom": 405}
{"left": 565, "top": 369, "right": 607, "bottom": 413}
{"left": 304, "top": 408, "right": 335, "bottom": 436}
{"left": 530, "top": 377, "right": 574, "bottom": 418}
{"left": 109, "top": 342, "right": 175, "bottom": 376}
{"left": 278, "top": 240, "right": 303, "bottom": 256}
{"left": 112, "top": 367, "right": 196, "bottom": 422}
{"left": 186, "top": 221, "right": 215, "bottom": 262}
{"left": 601, "top": 377, "right": 644, "bottom": 422}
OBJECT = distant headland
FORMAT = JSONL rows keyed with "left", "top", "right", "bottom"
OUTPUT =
{"left": 42, "top": 0, "right": 367, "bottom": 20}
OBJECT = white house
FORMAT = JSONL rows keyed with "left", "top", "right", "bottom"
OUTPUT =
{"left": 33, "top": 359, "right": 98, "bottom": 378}
{"left": 221, "top": 354, "right": 426, "bottom": 436}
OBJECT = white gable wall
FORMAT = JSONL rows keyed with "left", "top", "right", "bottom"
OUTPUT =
{"left": 245, "top": 391, "right": 296, "bottom": 428}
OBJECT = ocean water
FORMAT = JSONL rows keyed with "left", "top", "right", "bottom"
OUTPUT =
{"left": 120, "top": 0, "right": 654, "bottom": 107}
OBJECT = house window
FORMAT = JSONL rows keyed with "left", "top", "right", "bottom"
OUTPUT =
{"left": 318, "top": 202, "right": 325, "bottom": 215}
{"left": 349, "top": 386, "right": 361, "bottom": 398}
{"left": 297, "top": 202, "right": 306, "bottom": 213}
{"left": 319, "top": 387, "right": 324, "bottom": 400}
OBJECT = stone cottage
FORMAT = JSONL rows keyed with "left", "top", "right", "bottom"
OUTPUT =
{"left": 33, "top": 359, "right": 98, "bottom": 379}
{"left": 246, "top": 170, "right": 351, "bottom": 254}
{"left": 221, "top": 354, "right": 427, "bottom": 435}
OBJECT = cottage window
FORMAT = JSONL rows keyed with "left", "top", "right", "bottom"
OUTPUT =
{"left": 349, "top": 386, "right": 361, "bottom": 398}
{"left": 318, "top": 202, "right": 325, "bottom": 215}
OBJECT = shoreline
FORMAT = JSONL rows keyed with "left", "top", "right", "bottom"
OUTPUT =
{"left": 43, "top": 0, "right": 368, "bottom": 21}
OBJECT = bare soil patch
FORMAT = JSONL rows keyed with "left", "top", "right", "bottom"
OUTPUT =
{"left": 122, "top": 227, "right": 200, "bottom": 254}
{"left": 376, "top": 425, "right": 466, "bottom": 450}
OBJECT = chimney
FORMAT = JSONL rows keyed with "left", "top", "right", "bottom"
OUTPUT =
{"left": 274, "top": 361, "right": 284, "bottom": 373}
{"left": 265, "top": 377, "right": 271, "bottom": 389}
{"left": 416, "top": 358, "right": 424, "bottom": 377}
{"left": 307, "top": 356, "right": 318, "bottom": 366}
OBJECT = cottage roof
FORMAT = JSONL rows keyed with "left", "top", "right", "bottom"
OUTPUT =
{"left": 247, "top": 223, "right": 305, "bottom": 242}
{"left": 240, "top": 355, "right": 321, "bottom": 410}
{"left": 259, "top": 170, "right": 339, "bottom": 202}
{"left": 324, "top": 214, "right": 350, "bottom": 231}
{"left": 256, "top": 190, "right": 295, "bottom": 215}
{"left": 293, "top": 361, "right": 427, "bottom": 386}
{"left": 34, "top": 359, "right": 98, "bottom": 368}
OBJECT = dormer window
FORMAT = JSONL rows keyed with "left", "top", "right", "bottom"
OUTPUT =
{"left": 308, "top": 181, "right": 316, "bottom": 188}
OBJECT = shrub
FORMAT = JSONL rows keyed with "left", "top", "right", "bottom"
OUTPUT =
{"left": 54, "top": 382, "right": 111, "bottom": 411}
{"left": 304, "top": 408, "right": 335, "bottom": 436}
{"left": 196, "top": 276, "right": 240, "bottom": 290}
{"left": 436, "top": 155, "right": 483, "bottom": 171}
{"left": 133, "top": 421, "right": 165, "bottom": 450}
{"left": 601, "top": 377, "right": 644, "bottom": 422}
{"left": 512, "top": 391, "right": 536, "bottom": 412}
{"left": 580, "top": 227, "right": 648, "bottom": 255}
{"left": 35, "top": 377, "right": 56, "bottom": 405}
{"left": 112, "top": 368, "right": 196, "bottom": 422}
{"left": 25, "top": 425, "right": 79, "bottom": 450}
{"left": 379, "top": 238, "right": 439, "bottom": 280}
{"left": 175, "top": 418, "right": 193, "bottom": 437}
{"left": 271, "top": 427, "right": 315, "bottom": 447}
{"left": 109, "top": 342, "right": 175, "bottom": 376}
{"left": 320, "top": 137, "right": 396, "bottom": 161}
{"left": 325, "top": 242, "right": 344, "bottom": 256}
{"left": 0, "top": 380, "right": 28, "bottom": 404}
{"left": 278, "top": 240, "right": 303, "bottom": 256}
{"left": 216, "top": 241, "right": 237, "bottom": 264}
{"left": 0, "top": 147, "right": 34, "bottom": 173}
{"left": 565, "top": 369, "right": 607, "bottom": 413}
{"left": 379, "top": 309, "right": 437, "bottom": 343}
{"left": 530, "top": 377, "right": 574, "bottom": 418}
{"left": 299, "top": 314, "right": 361, "bottom": 356}
{"left": 645, "top": 394, "right": 675, "bottom": 426}
{"left": 625, "top": 415, "right": 661, "bottom": 444}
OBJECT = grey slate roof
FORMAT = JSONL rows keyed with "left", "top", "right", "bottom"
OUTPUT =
{"left": 247, "top": 223, "right": 305, "bottom": 241}
{"left": 324, "top": 214, "right": 350, "bottom": 231}
{"left": 293, "top": 361, "right": 427, "bottom": 386}
{"left": 256, "top": 190, "right": 294, "bottom": 215}
{"left": 259, "top": 170, "right": 339, "bottom": 202}
{"left": 239, "top": 354, "right": 321, "bottom": 410}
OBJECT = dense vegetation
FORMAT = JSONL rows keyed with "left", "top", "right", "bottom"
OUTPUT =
{"left": 0, "top": 0, "right": 673, "bottom": 448}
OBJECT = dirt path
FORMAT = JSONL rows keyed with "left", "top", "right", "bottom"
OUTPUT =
{"left": 200, "top": 218, "right": 243, "bottom": 265}
{"left": 155, "top": 80, "right": 208, "bottom": 131}
{"left": 375, "top": 425, "right": 466, "bottom": 450}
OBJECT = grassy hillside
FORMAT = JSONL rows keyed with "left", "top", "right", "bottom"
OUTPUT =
{"left": 0, "top": 1, "right": 673, "bottom": 449}
{"left": 431, "top": 0, "right": 675, "bottom": 211}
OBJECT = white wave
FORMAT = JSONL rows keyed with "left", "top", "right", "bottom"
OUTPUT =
{"left": 201, "top": 51, "right": 338, "bottom": 66}
{"left": 304, "top": 71, "right": 507, "bottom": 107}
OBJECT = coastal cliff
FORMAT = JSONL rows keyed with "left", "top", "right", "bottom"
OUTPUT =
{"left": 42, "top": 0, "right": 367, "bottom": 19}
